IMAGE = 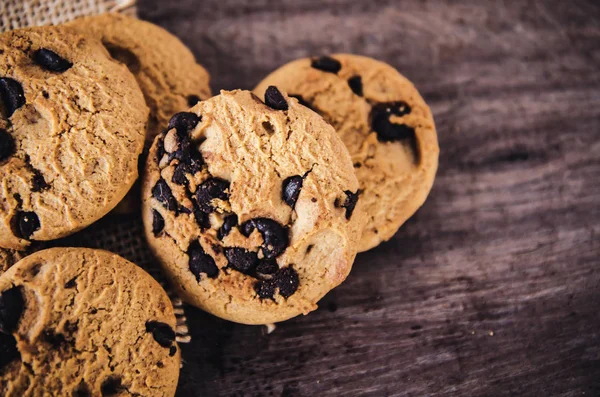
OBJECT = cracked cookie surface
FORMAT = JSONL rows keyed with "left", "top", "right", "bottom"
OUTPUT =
{"left": 0, "top": 247, "right": 180, "bottom": 396}
{"left": 0, "top": 26, "right": 148, "bottom": 249}
{"left": 142, "top": 89, "right": 365, "bottom": 324}
{"left": 255, "top": 54, "right": 439, "bottom": 252}
{"left": 67, "top": 13, "right": 212, "bottom": 144}
{"left": 0, "top": 248, "right": 24, "bottom": 276}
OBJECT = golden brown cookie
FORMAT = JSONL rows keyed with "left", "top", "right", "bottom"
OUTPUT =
{"left": 255, "top": 54, "right": 439, "bottom": 252}
{"left": 0, "top": 247, "right": 180, "bottom": 396}
{"left": 66, "top": 13, "right": 212, "bottom": 143}
{"left": 0, "top": 248, "right": 24, "bottom": 276}
{"left": 0, "top": 26, "right": 148, "bottom": 249}
{"left": 142, "top": 89, "right": 365, "bottom": 324}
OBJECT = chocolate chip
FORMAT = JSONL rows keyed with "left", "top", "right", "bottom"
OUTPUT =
{"left": 31, "top": 169, "right": 49, "bottom": 192}
{"left": 152, "top": 178, "right": 178, "bottom": 212}
{"left": 33, "top": 49, "right": 73, "bottom": 72}
{"left": 101, "top": 376, "right": 123, "bottom": 396}
{"left": 256, "top": 259, "right": 279, "bottom": 277}
{"left": 0, "top": 332, "right": 20, "bottom": 370}
{"left": 188, "top": 240, "right": 219, "bottom": 280}
{"left": 348, "top": 75, "right": 363, "bottom": 96}
{"left": 187, "top": 95, "right": 201, "bottom": 107}
{"left": 13, "top": 211, "right": 40, "bottom": 239}
{"left": 152, "top": 209, "right": 165, "bottom": 236}
{"left": 224, "top": 247, "right": 259, "bottom": 274}
{"left": 196, "top": 178, "right": 230, "bottom": 213}
{"left": 311, "top": 56, "right": 341, "bottom": 74}
{"left": 171, "top": 162, "right": 189, "bottom": 185}
{"left": 156, "top": 137, "right": 166, "bottom": 165}
{"left": 254, "top": 280, "right": 276, "bottom": 300}
{"left": 240, "top": 218, "right": 289, "bottom": 259}
{"left": 167, "top": 112, "right": 201, "bottom": 134}
{"left": 264, "top": 86, "right": 288, "bottom": 111}
{"left": 336, "top": 190, "right": 359, "bottom": 220}
{"left": 42, "top": 329, "right": 66, "bottom": 348}
{"left": 275, "top": 267, "right": 299, "bottom": 298}
{"left": 289, "top": 94, "right": 314, "bottom": 110}
{"left": 282, "top": 175, "right": 303, "bottom": 208}
{"left": 0, "top": 287, "right": 24, "bottom": 333}
{"left": 217, "top": 214, "right": 238, "bottom": 240}
{"left": 64, "top": 277, "right": 77, "bottom": 289}
{"left": 0, "top": 129, "right": 15, "bottom": 162}
{"left": 371, "top": 101, "right": 416, "bottom": 144}
{"left": 73, "top": 382, "right": 91, "bottom": 397}
{"left": 0, "top": 78, "right": 26, "bottom": 117}
{"left": 145, "top": 321, "right": 175, "bottom": 348}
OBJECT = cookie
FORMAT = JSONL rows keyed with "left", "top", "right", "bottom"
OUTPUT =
{"left": 0, "top": 247, "right": 180, "bottom": 396}
{"left": 0, "top": 26, "right": 148, "bottom": 249}
{"left": 255, "top": 54, "right": 439, "bottom": 252}
{"left": 67, "top": 13, "right": 212, "bottom": 143}
{"left": 142, "top": 89, "right": 365, "bottom": 324}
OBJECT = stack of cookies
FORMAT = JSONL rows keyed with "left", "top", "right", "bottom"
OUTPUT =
{"left": 0, "top": 12, "right": 438, "bottom": 396}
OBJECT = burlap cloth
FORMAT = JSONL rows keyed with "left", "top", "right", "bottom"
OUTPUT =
{"left": 1, "top": 0, "right": 191, "bottom": 345}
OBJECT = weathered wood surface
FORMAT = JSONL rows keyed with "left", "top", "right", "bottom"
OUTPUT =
{"left": 138, "top": 1, "right": 600, "bottom": 396}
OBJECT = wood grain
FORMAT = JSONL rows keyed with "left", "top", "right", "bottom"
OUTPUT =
{"left": 137, "top": 0, "right": 600, "bottom": 396}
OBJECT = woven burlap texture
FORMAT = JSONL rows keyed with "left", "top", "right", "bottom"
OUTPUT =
{"left": 0, "top": 0, "right": 191, "bottom": 344}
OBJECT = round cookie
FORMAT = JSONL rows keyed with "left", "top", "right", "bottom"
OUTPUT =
{"left": 66, "top": 13, "right": 212, "bottom": 143}
{"left": 255, "top": 54, "right": 439, "bottom": 252}
{"left": 0, "top": 247, "right": 180, "bottom": 396}
{"left": 142, "top": 89, "right": 365, "bottom": 324}
{"left": 0, "top": 26, "right": 148, "bottom": 249}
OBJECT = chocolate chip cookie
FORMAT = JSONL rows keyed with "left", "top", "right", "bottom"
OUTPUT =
{"left": 0, "top": 26, "right": 148, "bottom": 249}
{"left": 67, "top": 13, "right": 212, "bottom": 143}
{"left": 142, "top": 89, "right": 365, "bottom": 324}
{"left": 0, "top": 247, "right": 179, "bottom": 396}
{"left": 255, "top": 54, "right": 439, "bottom": 252}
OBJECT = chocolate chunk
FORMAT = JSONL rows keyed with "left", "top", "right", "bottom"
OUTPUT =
{"left": 152, "top": 178, "right": 178, "bottom": 212}
{"left": 256, "top": 259, "right": 279, "bottom": 276}
{"left": 370, "top": 101, "right": 416, "bottom": 142}
{"left": 167, "top": 112, "right": 200, "bottom": 134}
{"left": 42, "top": 329, "right": 66, "bottom": 348}
{"left": 0, "top": 332, "right": 20, "bottom": 370}
{"left": 264, "top": 86, "right": 288, "bottom": 111}
{"left": 156, "top": 137, "right": 166, "bottom": 165}
{"left": 348, "top": 75, "right": 363, "bottom": 96}
{"left": 311, "top": 56, "right": 341, "bottom": 74}
{"left": 188, "top": 240, "right": 219, "bottom": 280}
{"left": 73, "top": 382, "right": 91, "bottom": 397}
{"left": 145, "top": 321, "right": 175, "bottom": 347}
{"left": 33, "top": 49, "right": 73, "bottom": 72}
{"left": 282, "top": 175, "right": 303, "bottom": 208}
{"left": 31, "top": 169, "right": 49, "bottom": 192}
{"left": 275, "top": 267, "right": 299, "bottom": 298}
{"left": 151, "top": 209, "right": 165, "bottom": 236}
{"left": 196, "top": 178, "right": 230, "bottom": 213}
{"left": 217, "top": 214, "right": 238, "bottom": 240}
{"left": 240, "top": 218, "right": 289, "bottom": 259}
{"left": 13, "top": 211, "right": 40, "bottom": 239}
{"left": 224, "top": 247, "right": 259, "bottom": 274}
{"left": 187, "top": 95, "right": 201, "bottom": 107}
{"left": 0, "top": 129, "right": 15, "bottom": 162}
{"left": 336, "top": 190, "right": 359, "bottom": 220}
{"left": 171, "top": 162, "right": 189, "bottom": 185}
{"left": 169, "top": 345, "right": 177, "bottom": 356}
{"left": 64, "top": 277, "right": 77, "bottom": 289}
{"left": 254, "top": 280, "right": 276, "bottom": 300}
{"left": 0, "top": 287, "right": 24, "bottom": 333}
{"left": 101, "top": 376, "right": 123, "bottom": 396}
{"left": 0, "top": 78, "right": 26, "bottom": 117}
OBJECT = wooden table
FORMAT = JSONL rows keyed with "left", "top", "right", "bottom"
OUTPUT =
{"left": 138, "top": 1, "right": 600, "bottom": 395}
